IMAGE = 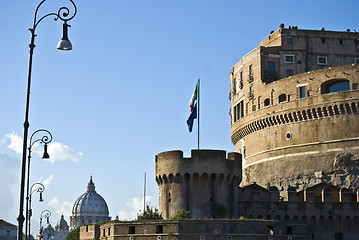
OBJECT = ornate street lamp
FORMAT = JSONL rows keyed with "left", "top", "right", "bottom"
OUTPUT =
{"left": 25, "top": 129, "right": 52, "bottom": 240}
{"left": 25, "top": 183, "right": 45, "bottom": 240}
{"left": 17, "top": 2, "right": 77, "bottom": 240}
{"left": 39, "top": 210, "right": 51, "bottom": 240}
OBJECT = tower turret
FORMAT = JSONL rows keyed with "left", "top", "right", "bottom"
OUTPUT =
{"left": 155, "top": 149, "right": 241, "bottom": 219}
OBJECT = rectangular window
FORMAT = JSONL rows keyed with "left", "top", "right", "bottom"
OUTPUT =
{"left": 352, "top": 83, "right": 358, "bottom": 90}
{"left": 321, "top": 38, "right": 326, "bottom": 44}
{"left": 240, "top": 100, "right": 244, "bottom": 118}
{"left": 128, "top": 226, "right": 135, "bottom": 234}
{"left": 234, "top": 100, "right": 244, "bottom": 122}
{"left": 286, "top": 69, "right": 294, "bottom": 77}
{"left": 240, "top": 71, "right": 243, "bottom": 88}
{"left": 355, "top": 58, "right": 359, "bottom": 64}
{"left": 300, "top": 86, "right": 306, "bottom": 98}
{"left": 284, "top": 55, "right": 294, "bottom": 63}
{"left": 334, "top": 233, "right": 343, "bottom": 240}
{"left": 339, "top": 39, "right": 343, "bottom": 45}
{"left": 287, "top": 38, "right": 293, "bottom": 45}
{"left": 249, "top": 65, "right": 253, "bottom": 76}
{"left": 257, "top": 96, "right": 261, "bottom": 110}
{"left": 317, "top": 56, "right": 328, "bottom": 65}
{"left": 268, "top": 61, "right": 275, "bottom": 73}
{"left": 6, "top": 231, "right": 11, "bottom": 236}
{"left": 156, "top": 225, "right": 163, "bottom": 234}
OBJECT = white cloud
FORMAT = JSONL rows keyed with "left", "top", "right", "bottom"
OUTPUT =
{"left": 117, "top": 196, "right": 154, "bottom": 220}
{"left": 116, "top": 211, "right": 129, "bottom": 220}
{"left": 4, "top": 132, "right": 82, "bottom": 164}
{"left": 39, "top": 142, "right": 83, "bottom": 164}
{"left": 36, "top": 174, "right": 54, "bottom": 188}
{"left": 5, "top": 132, "right": 23, "bottom": 154}
{"left": 48, "top": 196, "right": 72, "bottom": 218}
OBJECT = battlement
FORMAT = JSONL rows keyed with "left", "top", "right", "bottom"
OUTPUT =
{"left": 155, "top": 149, "right": 242, "bottom": 220}
{"left": 155, "top": 149, "right": 241, "bottom": 181}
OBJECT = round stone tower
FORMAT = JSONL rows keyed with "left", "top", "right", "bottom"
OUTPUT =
{"left": 155, "top": 149, "right": 241, "bottom": 220}
{"left": 230, "top": 31, "right": 359, "bottom": 196}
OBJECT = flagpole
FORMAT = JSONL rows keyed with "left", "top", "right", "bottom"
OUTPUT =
{"left": 197, "top": 78, "right": 200, "bottom": 150}
{"left": 143, "top": 172, "right": 146, "bottom": 213}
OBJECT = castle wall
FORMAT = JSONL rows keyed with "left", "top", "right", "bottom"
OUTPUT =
{"left": 87, "top": 220, "right": 309, "bottom": 240}
{"left": 238, "top": 183, "right": 359, "bottom": 240}
{"left": 155, "top": 150, "right": 241, "bottom": 219}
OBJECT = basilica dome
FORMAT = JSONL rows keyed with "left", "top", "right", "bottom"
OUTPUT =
{"left": 70, "top": 177, "right": 110, "bottom": 229}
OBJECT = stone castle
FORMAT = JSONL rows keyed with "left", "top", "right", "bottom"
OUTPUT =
{"left": 80, "top": 25, "right": 359, "bottom": 240}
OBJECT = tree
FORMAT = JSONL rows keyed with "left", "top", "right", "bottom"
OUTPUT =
{"left": 171, "top": 209, "right": 190, "bottom": 220}
{"left": 136, "top": 204, "right": 163, "bottom": 221}
{"left": 66, "top": 227, "right": 80, "bottom": 240}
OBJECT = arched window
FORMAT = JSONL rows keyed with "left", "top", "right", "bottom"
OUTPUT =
{"left": 278, "top": 94, "right": 287, "bottom": 103}
{"left": 264, "top": 98, "right": 270, "bottom": 106}
{"left": 321, "top": 79, "right": 350, "bottom": 94}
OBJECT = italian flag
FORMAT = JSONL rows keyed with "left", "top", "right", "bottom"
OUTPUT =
{"left": 189, "top": 84, "right": 198, "bottom": 112}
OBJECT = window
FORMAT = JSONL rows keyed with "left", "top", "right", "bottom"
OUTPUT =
{"left": 335, "top": 233, "right": 343, "bottom": 240}
{"left": 353, "top": 83, "right": 358, "bottom": 90}
{"left": 355, "top": 39, "right": 359, "bottom": 46}
{"left": 264, "top": 98, "right": 270, "bottom": 107}
{"left": 321, "top": 80, "right": 350, "bottom": 94}
{"left": 355, "top": 58, "right": 359, "bottom": 64}
{"left": 233, "top": 100, "right": 244, "bottom": 122}
{"left": 268, "top": 61, "right": 275, "bottom": 73}
{"left": 257, "top": 96, "right": 261, "bottom": 109}
{"left": 278, "top": 94, "right": 287, "bottom": 103}
{"left": 339, "top": 39, "right": 343, "bottom": 45}
{"left": 232, "top": 78, "right": 236, "bottom": 94}
{"left": 299, "top": 86, "right": 306, "bottom": 98}
{"left": 248, "top": 65, "right": 254, "bottom": 82}
{"left": 6, "top": 231, "right": 11, "bottom": 236}
{"left": 284, "top": 55, "right": 294, "bottom": 63}
{"left": 321, "top": 38, "right": 326, "bottom": 44}
{"left": 287, "top": 38, "right": 293, "bottom": 45}
{"left": 286, "top": 69, "right": 294, "bottom": 77}
{"left": 156, "top": 225, "right": 163, "bottom": 234}
{"left": 128, "top": 226, "right": 135, "bottom": 234}
{"left": 317, "top": 56, "right": 328, "bottom": 65}
{"left": 239, "top": 71, "right": 243, "bottom": 89}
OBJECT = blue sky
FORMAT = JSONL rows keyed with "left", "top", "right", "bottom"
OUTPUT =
{"left": 0, "top": 0, "right": 358, "bottom": 235}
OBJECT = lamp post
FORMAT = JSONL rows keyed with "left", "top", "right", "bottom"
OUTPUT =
{"left": 25, "top": 183, "right": 45, "bottom": 240}
{"left": 25, "top": 129, "right": 52, "bottom": 240}
{"left": 17, "top": 2, "right": 76, "bottom": 240}
{"left": 39, "top": 210, "right": 51, "bottom": 240}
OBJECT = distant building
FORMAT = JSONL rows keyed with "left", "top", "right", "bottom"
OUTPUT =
{"left": 0, "top": 219, "right": 17, "bottom": 240}
{"left": 70, "top": 177, "right": 110, "bottom": 229}
{"left": 39, "top": 215, "right": 69, "bottom": 240}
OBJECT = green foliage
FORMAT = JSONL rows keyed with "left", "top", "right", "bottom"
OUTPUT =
{"left": 136, "top": 204, "right": 163, "bottom": 221}
{"left": 171, "top": 209, "right": 191, "bottom": 220}
{"left": 66, "top": 227, "right": 80, "bottom": 240}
